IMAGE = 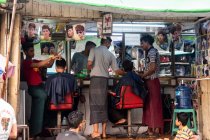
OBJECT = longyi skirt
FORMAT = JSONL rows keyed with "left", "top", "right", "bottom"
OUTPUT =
{"left": 89, "top": 77, "right": 108, "bottom": 125}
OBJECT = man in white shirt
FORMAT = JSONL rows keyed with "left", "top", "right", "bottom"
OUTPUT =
{"left": 0, "top": 97, "right": 17, "bottom": 140}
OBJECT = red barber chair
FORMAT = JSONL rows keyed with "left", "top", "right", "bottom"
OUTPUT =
{"left": 114, "top": 86, "right": 144, "bottom": 137}
{"left": 49, "top": 93, "right": 73, "bottom": 128}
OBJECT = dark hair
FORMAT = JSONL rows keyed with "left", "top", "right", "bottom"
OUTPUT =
{"left": 75, "top": 25, "right": 84, "bottom": 31}
{"left": 170, "top": 26, "right": 177, "bottom": 34}
{"left": 140, "top": 34, "right": 154, "bottom": 45}
{"left": 56, "top": 58, "right": 66, "bottom": 68}
{"left": 28, "top": 23, "right": 36, "bottom": 29}
{"left": 66, "top": 24, "right": 73, "bottom": 31}
{"left": 170, "top": 24, "right": 182, "bottom": 34}
{"left": 101, "top": 37, "right": 112, "bottom": 44}
{"left": 68, "top": 110, "right": 84, "bottom": 129}
{"left": 157, "top": 30, "right": 168, "bottom": 42}
{"left": 177, "top": 112, "right": 189, "bottom": 126}
{"left": 42, "top": 24, "right": 50, "bottom": 31}
{"left": 22, "top": 42, "right": 34, "bottom": 52}
{"left": 85, "top": 41, "right": 96, "bottom": 49}
{"left": 122, "top": 59, "right": 134, "bottom": 72}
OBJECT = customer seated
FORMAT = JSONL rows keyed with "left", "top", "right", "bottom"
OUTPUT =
{"left": 45, "top": 58, "right": 78, "bottom": 126}
{"left": 108, "top": 60, "right": 147, "bottom": 125}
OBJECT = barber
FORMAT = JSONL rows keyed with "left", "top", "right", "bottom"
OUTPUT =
{"left": 139, "top": 34, "right": 163, "bottom": 137}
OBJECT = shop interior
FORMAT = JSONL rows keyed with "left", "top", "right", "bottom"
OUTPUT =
{"left": 2, "top": 0, "right": 209, "bottom": 139}
{"left": 18, "top": 17, "right": 197, "bottom": 139}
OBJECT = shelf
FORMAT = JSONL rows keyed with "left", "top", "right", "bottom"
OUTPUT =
{"left": 174, "top": 50, "right": 194, "bottom": 55}
{"left": 159, "top": 74, "right": 172, "bottom": 77}
{"left": 160, "top": 62, "right": 190, "bottom": 65}
{"left": 159, "top": 50, "right": 194, "bottom": 56}
{"left": 175, "top": 62, "right": 190, "bottom": 65}
{"left": 160, "top": 62, "right": 171, "bottom": 65}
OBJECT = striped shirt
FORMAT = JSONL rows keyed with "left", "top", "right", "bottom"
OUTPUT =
{"left": 175, "top": 126, "right": 193, "bottom": 140}
{"left": 144, "top": 46, "right": 160, "bottom": 79}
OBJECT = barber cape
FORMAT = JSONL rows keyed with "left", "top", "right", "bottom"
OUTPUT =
{"left": 45, "top": 72, "right": 77, "bottom": 105}
{"left": 112, "top": 71, "right": 147, "bottom": 106}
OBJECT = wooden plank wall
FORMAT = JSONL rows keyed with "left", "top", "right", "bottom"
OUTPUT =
{"left": 19, "top": 0, "right": 101, "bottom": 20}
{"left": 19, "top": 0, "right": 197, "bottom": 22}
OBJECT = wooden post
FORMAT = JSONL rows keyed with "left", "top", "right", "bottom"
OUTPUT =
{"left": 0, "top": 14, "right": 8, "bottom": 96}
{"left": 0, "top": 13, "right": 7, "bottom": 55}
{"left": 199, "top": 80, "right": 210, "bottom": 139}
{"left": 1, "top": 0, "right": 17, "bottom": 99}
{"left": 8, "top": 14, "right": 21, "bottom": 113}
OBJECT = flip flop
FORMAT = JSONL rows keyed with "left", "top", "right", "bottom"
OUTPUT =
{"left": 101, "top": 134, "right": 111, "bottom": 139}
{"left": 87, "top": 134, "right": 101, "bottom": 140}
{"left": 140, "top": 131, "right": 158, "bottom": 138}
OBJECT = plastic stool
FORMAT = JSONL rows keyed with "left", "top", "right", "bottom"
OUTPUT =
{"left": 171, "top": 109, "right": 197, "bottom": 135}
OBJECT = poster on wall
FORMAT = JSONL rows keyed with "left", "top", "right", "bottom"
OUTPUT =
{"left": 154, "top": 30, "right": 170, "bottom": 52}
{"left": 66, "top": 24, "right": 74, "bottom": 41}
{"left": 102, "top": 13, "right": 112, "bottom": 35}
{"left": 66, "top": 23, "right": 85, "bottom": 41}
{"left": 40, "top": 42, "right": 55, "bottom": 55}
{"left": 97, "top": 22, "right": 105, "bottom": 38}
{"left": 73, "top": 23, "right": 85, "bottom": 41}
{"left": 21, "top": 22, "right": 40, "bottom": 45}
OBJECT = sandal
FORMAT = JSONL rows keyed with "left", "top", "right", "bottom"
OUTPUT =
{"left": 140, "top": 131, "right": 158, "bottom": 138}
{"left": 101, "top": 134, "right": 111, "bottom": 139}
{"left": 87, "top": 133, "right": 101, "bottom": 140}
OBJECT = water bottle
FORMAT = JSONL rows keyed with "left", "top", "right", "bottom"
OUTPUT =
{"left": 175, "top": 80, "right": 192, "bottom": 109}
{"left": 62, "top": 116, "right": 68, "bottom": 126}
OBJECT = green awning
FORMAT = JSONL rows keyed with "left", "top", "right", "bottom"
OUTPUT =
{"left": 45, "top": 0, "right": 210, "bottom": 13}
{"left": 0, "top": 0, "right": 6, "bottom": 3}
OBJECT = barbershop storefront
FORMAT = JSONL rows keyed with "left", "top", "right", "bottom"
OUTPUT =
{"left": 1, "top": 0, "right": 210, "bottom": 139}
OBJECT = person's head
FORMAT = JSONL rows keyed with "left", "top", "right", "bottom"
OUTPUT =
{"left": 49, "top": 46, "right": 55, "bottom": 55}
{"left": 43, "top": 46, "right": 49, "bottom": 54}
{"left": 66, "top": 24, "right": 74, "bottom": 38}
{"left": 176, "top": 112, "right": 189, "bottom": 127}
{"left": 170, "top": 24, "right": 182, "bottom": 41}
{"left": 22, "top": 42, "right": 34, "bottom": 58}
{"left": 55, "top": 58, "right": 66, "bottom": 72}
{"left": 157, "top": 30, "right": 168, "bottom": 44}
{"left": 85, "top": 41, "right": 96, "bottom": 55}
{"left": 75, "top": 25, "right": 85, "bottom": 39}
{"left": 28, "top": 23, "right": 36, "bottom": 37}
{"left": 140, "top": 34, "right": 154, "bottom": 51}
{"left": 42, "top": 25, "right": 50, "bottom": 40}
{"left": 122, "top": 59, "right": 134, "bottom": 72}
{"left": 68, "top": 110, "right": 85, "bottom": 130}
{"left": 101, "top": 37, "right": 112, "bottom": 48}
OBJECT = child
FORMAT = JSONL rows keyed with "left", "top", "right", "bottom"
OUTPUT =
{"left": 56, "top": 110, "right": 86, "bottom": 140}
{"left": 174, "top": 112, "right": 196, "bottom": 140}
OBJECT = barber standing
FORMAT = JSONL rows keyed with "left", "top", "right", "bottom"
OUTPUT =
{"left": 87, "top": 37, "right": 124, "bottom": 139}
{"left": 139, "top": 34, "right": 163, "bottom": 137}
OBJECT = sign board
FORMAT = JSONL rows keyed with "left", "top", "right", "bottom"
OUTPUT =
{"left": 102, "top": 13, "right": 112, "bottom": 35}
{"left": 125, "top": 34, "right": 140, "bottom": 46}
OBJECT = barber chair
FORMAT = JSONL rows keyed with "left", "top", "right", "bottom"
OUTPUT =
{"left": 113, "top": 86, "right": 144, "bottom": 137}
{"left": 49, "top": 93, "right": 73, "bottom": 127}
{"left": 47, "top": 93, "right": 73, "bottom": 135}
